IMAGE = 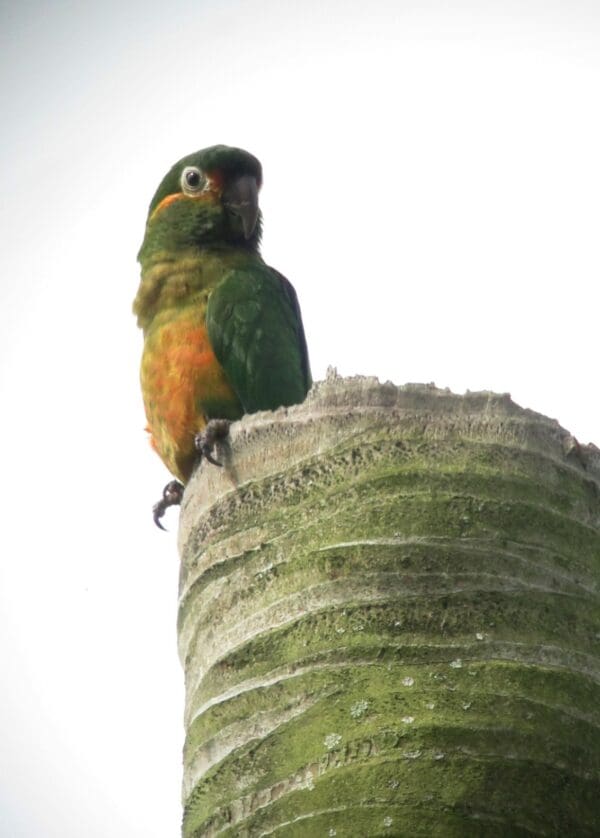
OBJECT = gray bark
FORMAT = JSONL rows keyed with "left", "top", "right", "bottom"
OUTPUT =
{"left": 178, "top": 373, "right": 600, "bottom": 836}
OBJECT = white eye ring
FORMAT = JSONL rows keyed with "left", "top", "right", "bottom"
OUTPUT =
{"left": 181, "top": 166, "right": 206, "bottom": 195}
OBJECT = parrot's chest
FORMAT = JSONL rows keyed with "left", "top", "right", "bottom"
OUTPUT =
{"left": 140, "top": 306, "right": 241, "bottom": 480}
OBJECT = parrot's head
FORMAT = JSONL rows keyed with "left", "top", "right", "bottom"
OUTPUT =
{"left": 139, "top": 145, "right": 263, "bottom": 259}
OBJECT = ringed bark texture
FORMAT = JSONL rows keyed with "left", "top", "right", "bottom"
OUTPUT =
{"left": 178, "top": 374, "right": 600, "bottom": 837}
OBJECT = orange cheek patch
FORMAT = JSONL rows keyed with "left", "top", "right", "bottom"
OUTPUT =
{"left": 151, "top": 184, "right": 221, "bottom": 221}
{"left": 150, "top": 192, "right": 183, "bottom": 219}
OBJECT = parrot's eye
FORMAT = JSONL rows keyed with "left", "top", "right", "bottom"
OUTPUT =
{"left": 181, "top": 166, "right": 206, "bottom": 195}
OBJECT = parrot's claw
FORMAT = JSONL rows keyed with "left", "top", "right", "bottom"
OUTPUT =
{"left": 153, "top": 480, "right": 184, "bottom": 530}
{"left": 194, "top": 419, "right": 231, "bottom": 467}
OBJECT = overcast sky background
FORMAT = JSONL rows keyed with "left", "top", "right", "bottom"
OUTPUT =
{"left": 1, "top": 1, "right": 599, "bottom": 835}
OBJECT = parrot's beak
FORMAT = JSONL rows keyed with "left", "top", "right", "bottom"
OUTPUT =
{"left": 223, "top": 174, "right": 259, "bottom": 239}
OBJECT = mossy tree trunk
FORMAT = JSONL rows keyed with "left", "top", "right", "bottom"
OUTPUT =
{"left": 177, "top": 374, "right": 600, "bottom": 837}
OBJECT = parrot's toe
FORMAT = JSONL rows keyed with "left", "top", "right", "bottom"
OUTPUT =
{"left": 153, "top": 480, "right": 185, "bottom": 530}
{"left": 194, "top": 419, "right": 231, "bottom": 467}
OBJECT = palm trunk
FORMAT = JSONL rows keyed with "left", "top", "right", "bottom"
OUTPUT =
{"left": 177, "top": 374, "right": 600, "bottom": 837}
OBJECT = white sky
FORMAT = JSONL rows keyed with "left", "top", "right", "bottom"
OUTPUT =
{"left": 1, "top": 1, "right": 598, "bottom": 835}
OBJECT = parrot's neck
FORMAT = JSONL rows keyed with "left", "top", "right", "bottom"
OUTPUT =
{"left": 133, "top": 247, "right": 264, "bottom": 332}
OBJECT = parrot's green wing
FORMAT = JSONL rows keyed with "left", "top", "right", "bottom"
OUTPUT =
{"left": 206, "top": 264, "right": 311, "bottom": 414}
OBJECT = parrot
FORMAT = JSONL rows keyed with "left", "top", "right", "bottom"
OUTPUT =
{"left": 133, "top": 145, "right": 311, "bottom": 528}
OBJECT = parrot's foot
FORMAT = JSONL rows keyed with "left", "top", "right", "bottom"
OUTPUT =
{"left": 153, "top": 480, "right": 184, "bottom": 530}
{"left": 194, "top": 419, "right": 231, "bottom": 467}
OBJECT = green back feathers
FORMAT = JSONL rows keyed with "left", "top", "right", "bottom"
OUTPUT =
{"left": 206, "top": 263, "right": 311, "bottom": 413}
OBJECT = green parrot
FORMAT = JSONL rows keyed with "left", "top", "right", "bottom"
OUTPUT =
{"left": 133, "top": 145, "right": 311, "bottom": 527}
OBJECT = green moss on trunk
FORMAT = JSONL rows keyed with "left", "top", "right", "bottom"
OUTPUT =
{"left": 178, "top": 376, "right": 600, "bottom": 836}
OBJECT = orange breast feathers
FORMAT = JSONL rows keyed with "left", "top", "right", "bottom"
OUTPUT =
{"left": 140, "top": 312, "right": 241, "bottom": 482}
